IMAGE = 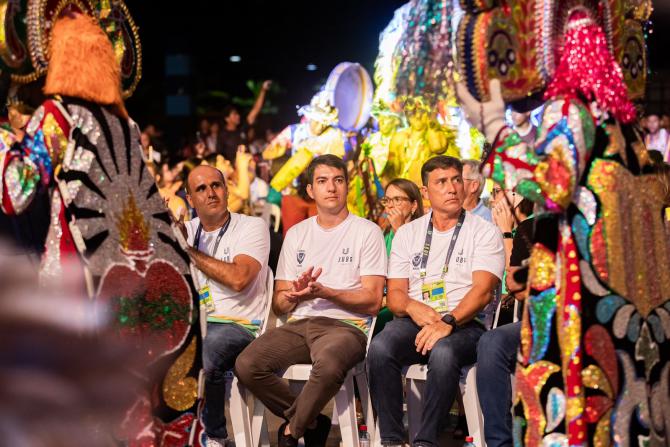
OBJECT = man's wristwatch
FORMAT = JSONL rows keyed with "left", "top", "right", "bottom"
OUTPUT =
{"left": 441, "top": 313, "right": 460, "bottom": 331}
{"left": 502, "top": 231, "right": 514, "bottom": 239}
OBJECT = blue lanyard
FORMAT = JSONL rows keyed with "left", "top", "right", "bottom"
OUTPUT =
{"left": 420, "top": 209, "right": 466, "bottom": 282}
{"left": 193, "top": 214, "right": 232, "bottom": 257}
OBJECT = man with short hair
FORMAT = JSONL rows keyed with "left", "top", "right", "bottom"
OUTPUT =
{"left": 179, "top": 164, "right": 270, "bottom": 447}
{"left": 218, "top": 80, "right": 272, "bottom": 163}
{"left": 367, "top": 155, "right": 504, "bottom": 447}
{"left": 462, "top": 159, "right": 492, "bottom": 222}
{"left": 235, "top": 154, "right": 386, "bottom": 447}
{"left": 645, "top": 112, "right": 670, "bottom": 162}
{"left": 510, "top": 110, "right": 537, "bottom": 146}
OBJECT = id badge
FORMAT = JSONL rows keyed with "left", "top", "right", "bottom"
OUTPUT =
{"left": 198, "top": 284, "right": 216, "bottom": 314}
{"left": 421, "top": 280, "right": 448, "bottom": 313}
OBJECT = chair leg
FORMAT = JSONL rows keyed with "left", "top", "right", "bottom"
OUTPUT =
{"left": 251, "top": 397, "right": 270, "bottom": 447}
{"left": 335, "top": 373, "right": 360, "bottom": 447}
{"left": 354, "top": 370, "right": 375, "bottom": 437}
{"left": 230, "top": 377, "right": 253, "bottom": 447}
{"left": 461, "top": 367, "right": 486, "bottom": 447}
{"left": 406, "top": 378, "right": 424, "bottom": 444}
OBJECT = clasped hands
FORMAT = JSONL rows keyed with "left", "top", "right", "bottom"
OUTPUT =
{"left": 286, "top": 266, "right": 329, "bottom": 304}
{"left": 407, "top": 300, "right": 454, "bottom": 356}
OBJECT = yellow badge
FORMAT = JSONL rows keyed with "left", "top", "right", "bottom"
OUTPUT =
{"left": 421, "top": 280, "right": 448, "bottom": 313}
{"left": 198, "top": 285, "right": 216, "bottom": 314}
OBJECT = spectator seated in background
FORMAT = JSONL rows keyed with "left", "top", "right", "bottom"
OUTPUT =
{"left": 476, "top": 196, "right": 534, "bottom": 447}
{"left": 235, "top": 155, "right": 386, "bottom": 447}
{"left": 367, "top": 156, "right": 504, "bottom": 447}
{"left": 174, "top": 164, "right": 270, "bottom": 447}
{"left": 461, "top": 159, "right": 492, "bottom": 222}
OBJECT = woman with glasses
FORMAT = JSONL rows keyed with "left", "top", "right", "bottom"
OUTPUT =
{"left": 372, "top": 178, "right": 425, "bottom": 339}
{"left": 381, "top": 178, "right": 425, "bottom": 256}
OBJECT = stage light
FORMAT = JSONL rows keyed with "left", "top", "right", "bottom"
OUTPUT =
{"left": 230, "top": 55, "right": 241, "bottom": 63}
{"left": 306, "top": 64, "right": 317, "bottom": 71}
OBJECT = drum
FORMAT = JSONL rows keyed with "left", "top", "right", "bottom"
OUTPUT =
{"left": 324, "top": 62, "right": 373, "bottom": 131}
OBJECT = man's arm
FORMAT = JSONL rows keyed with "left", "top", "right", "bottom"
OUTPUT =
{"left": 272, "top": 279, "right": 297, "bottom": 316}
{"left": 318, "top": 275, "right": 384, "bottom": 316}
{"left": 247, "top": 80, "right": 271, "bottom": 126}
{"left": 450, "top": 270, "right": 499, "bottom": 324}
{"left": 414, "top": 270, "right": 499, "bottom": 355}
{"left": 187, "top": 249, "right": 261, "bottom": 293}
{"left": 386, "top": 278, "right": 442, "bottom": 327}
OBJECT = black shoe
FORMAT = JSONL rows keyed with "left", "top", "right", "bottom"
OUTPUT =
{"left": 303, "top": 414, "right": 332, "bottom": 447}
{"left": 278, "top": 422, "right": 299, "bottom": 447}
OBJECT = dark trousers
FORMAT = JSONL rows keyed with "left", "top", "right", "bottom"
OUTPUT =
{"left": 476, "top": 321, "right": 521, "bottom": 447}
{"left": 234, "top": 317, "right": 367, "bottom": 438}
{"left": 367, "top": 317, "right": 484, "bottom": 446}
{"left": 203, "top": 322, "right": 255, "bottom": 439}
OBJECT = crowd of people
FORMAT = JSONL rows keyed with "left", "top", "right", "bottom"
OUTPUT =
{"left": 132, "top": 94, "right": 670, "bottom": 447}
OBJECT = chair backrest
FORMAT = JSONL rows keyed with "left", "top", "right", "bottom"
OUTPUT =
{"left": 491, "top": 292, "right": 520, "bottom": 330}
{"left": 259, "top": 268, "right": 274, "bottom": 335}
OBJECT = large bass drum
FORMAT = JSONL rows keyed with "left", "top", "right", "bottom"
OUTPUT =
{"left": 324, "top": 62, "right": 373, "bottom": 131}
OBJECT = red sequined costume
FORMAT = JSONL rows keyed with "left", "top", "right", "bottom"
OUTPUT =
{"left": 457, "top": 1, "right": 668, "bottom": 446}
{"left": 0, "top": 10, "right": 204, "bottom": 447}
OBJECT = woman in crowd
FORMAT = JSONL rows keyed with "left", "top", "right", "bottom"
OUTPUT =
{"left": 381, "top": 178, "right": 424, "bottom": 255}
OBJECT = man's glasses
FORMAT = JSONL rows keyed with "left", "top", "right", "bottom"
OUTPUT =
{"left": 381, "top": 196, "right": 411, "bottom": 206}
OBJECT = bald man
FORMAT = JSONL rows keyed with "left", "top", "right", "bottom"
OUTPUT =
{"left": 181, "top": 165, "right": 270, "bottom": 446}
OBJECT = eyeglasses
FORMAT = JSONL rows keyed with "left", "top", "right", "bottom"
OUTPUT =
{"left": 492, "top": 187, "right": 504, "bottom": 196}
{"left": 381, "top": 196, "right": 411, "bottom": 206}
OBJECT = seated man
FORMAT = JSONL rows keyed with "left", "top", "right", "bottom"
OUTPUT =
{"left": 178, "top": 165, "right": 270, "bottom": 447}
{"left": 368, "top": 156, "right": 504, "bottom": 447}
{"left": 235, "top": 154, "right": 386, "bottom": 447}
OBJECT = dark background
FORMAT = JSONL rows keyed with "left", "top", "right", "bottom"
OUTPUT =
{"left": 124, "top": 1, "right": 670, "bottom": 152}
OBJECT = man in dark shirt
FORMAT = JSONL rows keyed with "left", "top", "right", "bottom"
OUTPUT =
{"left": 218, "top": 80, "right": 272, "bottom": 163}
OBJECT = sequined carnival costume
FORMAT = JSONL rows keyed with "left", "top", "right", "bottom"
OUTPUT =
{"left": 457, "top": 1, "right": 668, "bottom": 445}
{"left": 0, "top": 6, "right": 205, "bottom": 446}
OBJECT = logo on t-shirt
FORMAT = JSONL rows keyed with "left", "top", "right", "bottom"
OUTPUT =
{"left": 411, "top": 253, "right": 422, "bottom": 268}
{"left": 297, "top": 250, "right": 306, "bottom": 265}
{"left": 455, "top": 247, "right": 467, "bottom": 265}
{"left": 337, "top": 247, "right": 353, "bottom": 264}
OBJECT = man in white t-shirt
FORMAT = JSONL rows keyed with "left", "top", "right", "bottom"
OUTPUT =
{"left": 176, "top": 165, "right": 270, "bottom": 447}
{"left": 235, "top": 155, "right": 386, "bottom": 447}
{"left": 367, "top": 156, "right": 504, "bottom": 447}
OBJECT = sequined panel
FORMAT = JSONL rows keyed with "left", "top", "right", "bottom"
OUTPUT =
{"left": 574, "top": 186, "right": 598, "bottom": 226}
{"left": 162, "top": 337, "right": 198, "bottom": 411}
{"left": 542, "top": 433, "right": 568, "bottom": 447}
{"left": 584, "top": 325, "right": 619, "bottom": 395}
{"left": 545, "top": 387, "right": 566, "bottom": 432}
{"left": 613, "top": 351, "right": 650, "bottom": 447}
{"left": 581, "top": 260, "right": 610, "bottom": 297}
{"left": 587, "top": 158, "right": 670, "bottom": 318}
{"left": 530, "top": 243, "right": 557, "bottom": 291}
{"left": 529, "top": 288, "right": 557, "bottom": 363}
{"left": 635, "top": 323, "right": 659, "bottom": 380}
{"left": 582, "top": 365, "right": 613, "bottom": 400}
{"left": 572, "top": 214, "right": 591, "bottom": 262}
{"left": 516, "top": 361, "right": 561, "bottom": 447}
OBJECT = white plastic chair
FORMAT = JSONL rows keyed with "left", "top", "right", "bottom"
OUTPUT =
{"left": 373, "top": 296, "right": 519, "bottom": 447}
{"left": 253, "top": 316, "right": 378, "bottom": 447}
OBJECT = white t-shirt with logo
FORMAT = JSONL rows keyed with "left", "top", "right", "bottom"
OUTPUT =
{"left": 388, "top": 212, "right": 504, "bottom": 313}
{"left": 186, "top": 213, "right": 270, "bottom": 327}
{"left": 276, "top": 213, "right": 387, "bottom": 326}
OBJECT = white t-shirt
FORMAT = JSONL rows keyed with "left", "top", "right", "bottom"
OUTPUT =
{"left": 186, "top": 213, "right": 270, "bottom": 325}
{"left": 388, "top": 212, "right": 504, "bottom": 313}
{"left": 276, "top": 213, "right": 387, "bottom": 323}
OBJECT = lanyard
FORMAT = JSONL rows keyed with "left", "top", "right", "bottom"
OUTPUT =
{"left": 420, "top": 209, "right": 466, "bottom": 283}
{"left": 193, "top": 214, "right": 232, "bottom": 259}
